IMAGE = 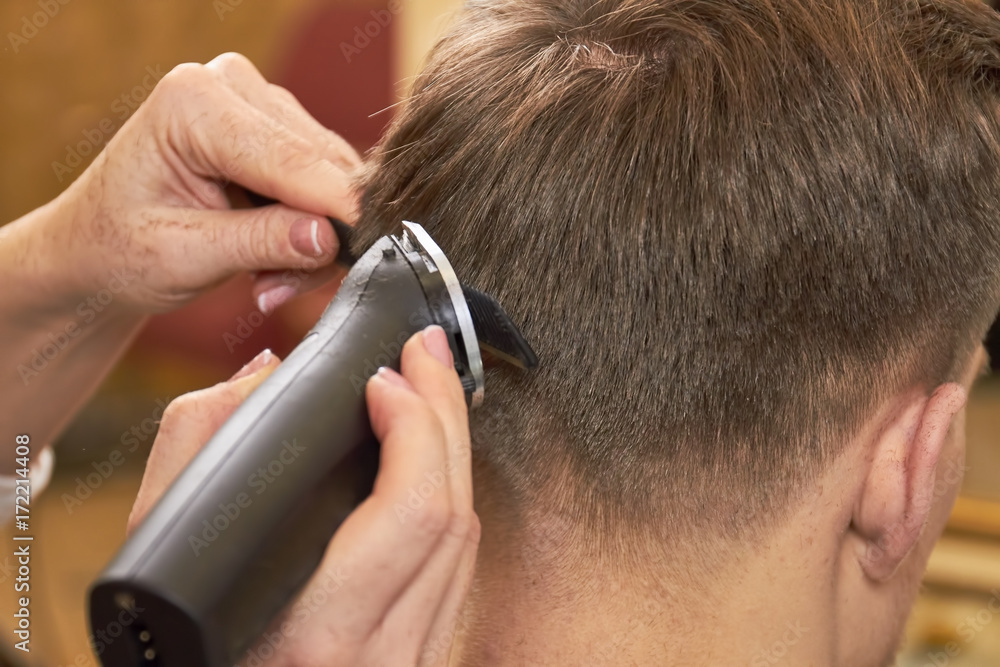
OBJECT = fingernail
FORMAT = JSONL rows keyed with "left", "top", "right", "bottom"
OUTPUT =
{"left": 230, "top": 349, "right": 272, "bottom": 382}
{"left": 290, "top": 218, "right": 329, "bottom": 258}
{"left": 257, "top": 285, "right": 297, "bottom": 314}
{"left": 374, "top": 366, "right": 410, "bottom": 390}
{"left": 422, "top": 325, "right": 453, "bottom": 367}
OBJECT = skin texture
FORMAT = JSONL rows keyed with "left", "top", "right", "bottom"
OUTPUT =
{"left": 128, "top": 328, "right": 480, "bottom": 667}
{"left": 0, "top": 53, "right": 359, "bottom": 472}
{"left": 448, "top": 349, "right": 989, "bottom": 666}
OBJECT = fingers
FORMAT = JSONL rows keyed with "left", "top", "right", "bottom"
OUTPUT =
{"left": 386, "top": 327, "right": 478, "bottom": 661}
{"left": 57, "top": 54, "right": 362, "bottom": 316}
{"left": 127, "top": 350, "right": 281, "bottom": 535}
{"left": 276, "top": 369, "right": 450, "bottom": 660}
{"left": 379, "top": 501, "right": 478, "bottom": 666}
{"left": 204, "top": 53, "right": 362, "bottom": 172}
{"left": 250, "top": 252, "right": 349, "bottom": 314}
{"left": 401, "top": 327, "right": 472, "bottom": 506}
{"left": 353, "top": 329, "right": 478, "bottom": 659}
{"left": 154, "top": 62, "right": 360, "bottom": 223}
{"left": 279, "top": 329, "right": 474, "bottom": 660}
{"left": 417, "top": 522, "right": 481, "bottom": 667}
{"left": 174, "top": 205, "right": 340, "bottom": 275}
{"left": 229, "top": 329, "right": 476, "bottom": 666}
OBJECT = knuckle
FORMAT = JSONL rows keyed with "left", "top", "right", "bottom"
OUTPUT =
{"left": 160, "top": 385, "right": 233, "bottom": 426}
{"left": 410, "top": 495, "right": 451, "bottom": 541}
{"left": 418, "top": 407, "right": 448, "bottom": 442}
{"left": 402, "top": 331, "right": 430, "bottom": 364}
{"left": 208, "top": 51, "right": 256, "bottom": 77}
{"left": 272, "top": 136, "right": 318, "bottom": 173}
{"left": 157, "top": 62, "right": 212, "bottom": 97}
{"left": 235, "top": 209, "right": 284, "bottom": 266}
{"left": 268, "top": 83, "right": 301, "bottom": 110}
{"left": 466, "top": 512, "right": 483, "bottom": 546}
{"left": 388, "top": 397, "right": 445, "bottom": 444}
{"left": 444, "top": 507, "right": 474, "bottom": 542}
{"left": 160, "top": 393, "right": 198, "bottom": 424}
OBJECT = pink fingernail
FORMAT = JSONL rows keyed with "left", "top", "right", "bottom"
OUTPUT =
{"left": 230, "top": 349, "right": 272, "bottom": 381}
{"left": 257, "top": 285, "right": 297, "bottom": 314}
{"left": 375, "top": 366, "right": 411, "bottom": 390}
{"left": 290, "top": 218, "right": 328, "bottom": 258}
{"left": 422, "top": 325, "right": 453, "bottom": 367}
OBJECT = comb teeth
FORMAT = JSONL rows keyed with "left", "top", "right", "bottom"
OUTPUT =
{"left": 461, "top": 285, "right": 539, "bottom": 370}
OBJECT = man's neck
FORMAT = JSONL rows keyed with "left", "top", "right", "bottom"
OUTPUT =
{"left": 448, "top": 479, "right": 852, "bottom": 666}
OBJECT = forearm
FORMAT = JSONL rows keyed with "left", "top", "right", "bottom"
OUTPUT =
{"left": 0, "top": 195, "right": 147, "bottom": 472}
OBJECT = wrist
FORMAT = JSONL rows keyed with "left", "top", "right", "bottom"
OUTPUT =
{"left": 0, "top": 183, "right": 125, "bottom": 326}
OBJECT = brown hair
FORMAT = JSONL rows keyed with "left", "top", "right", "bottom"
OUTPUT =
{"left": 353, "top": 0, "right": 1000, "bottom": 544}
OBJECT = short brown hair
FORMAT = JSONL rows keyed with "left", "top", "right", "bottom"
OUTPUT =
{"left": 353, "top": 0, "right": 1000, "bottom": 543}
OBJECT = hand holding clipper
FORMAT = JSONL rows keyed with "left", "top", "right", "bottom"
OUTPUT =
{"left": 89, "top": 222, "right": 536, "bottom": 667}
{"left": 123, "top": 325, "right": 481, "bottom": 667}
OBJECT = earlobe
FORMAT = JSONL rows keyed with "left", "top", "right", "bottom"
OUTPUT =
{"left": 852, "top": 383, "right": 967, "bottom": 582}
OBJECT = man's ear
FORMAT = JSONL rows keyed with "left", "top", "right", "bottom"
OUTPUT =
{"left": 851, "top": 383, "right": 967, "bottom": 582}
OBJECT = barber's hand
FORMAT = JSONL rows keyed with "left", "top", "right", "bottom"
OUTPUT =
{"left": 128, "top": 326, "right": 480, "bottom": 667}
{"left": 46, "top": 52, "right": 359, "bottom": 316}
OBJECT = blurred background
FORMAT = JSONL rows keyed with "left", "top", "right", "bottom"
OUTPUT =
{"left": 0, "top": 1, "right": 997, "bottom": 665}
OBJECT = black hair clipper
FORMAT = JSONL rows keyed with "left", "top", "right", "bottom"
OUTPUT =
{"left": 88, "top": 221, "right": 537, "bottom": 667}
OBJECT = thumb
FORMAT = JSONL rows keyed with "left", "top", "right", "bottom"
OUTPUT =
{"left": 175, "top": 204, "right": 340, "bottom": 278}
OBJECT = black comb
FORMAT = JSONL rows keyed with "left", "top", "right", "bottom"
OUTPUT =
{"left": 243, "top": 190, "right": 357, "bottom": 267}
{"left": 243, "top": 190, "right": 538, "bottom": 371}
{"left": 461, "top": 284, "right": 538, "bottom": 370}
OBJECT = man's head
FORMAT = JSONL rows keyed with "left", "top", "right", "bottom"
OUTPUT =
{"left": 353, "top": 0, "right": 1000, "bottom": 662}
